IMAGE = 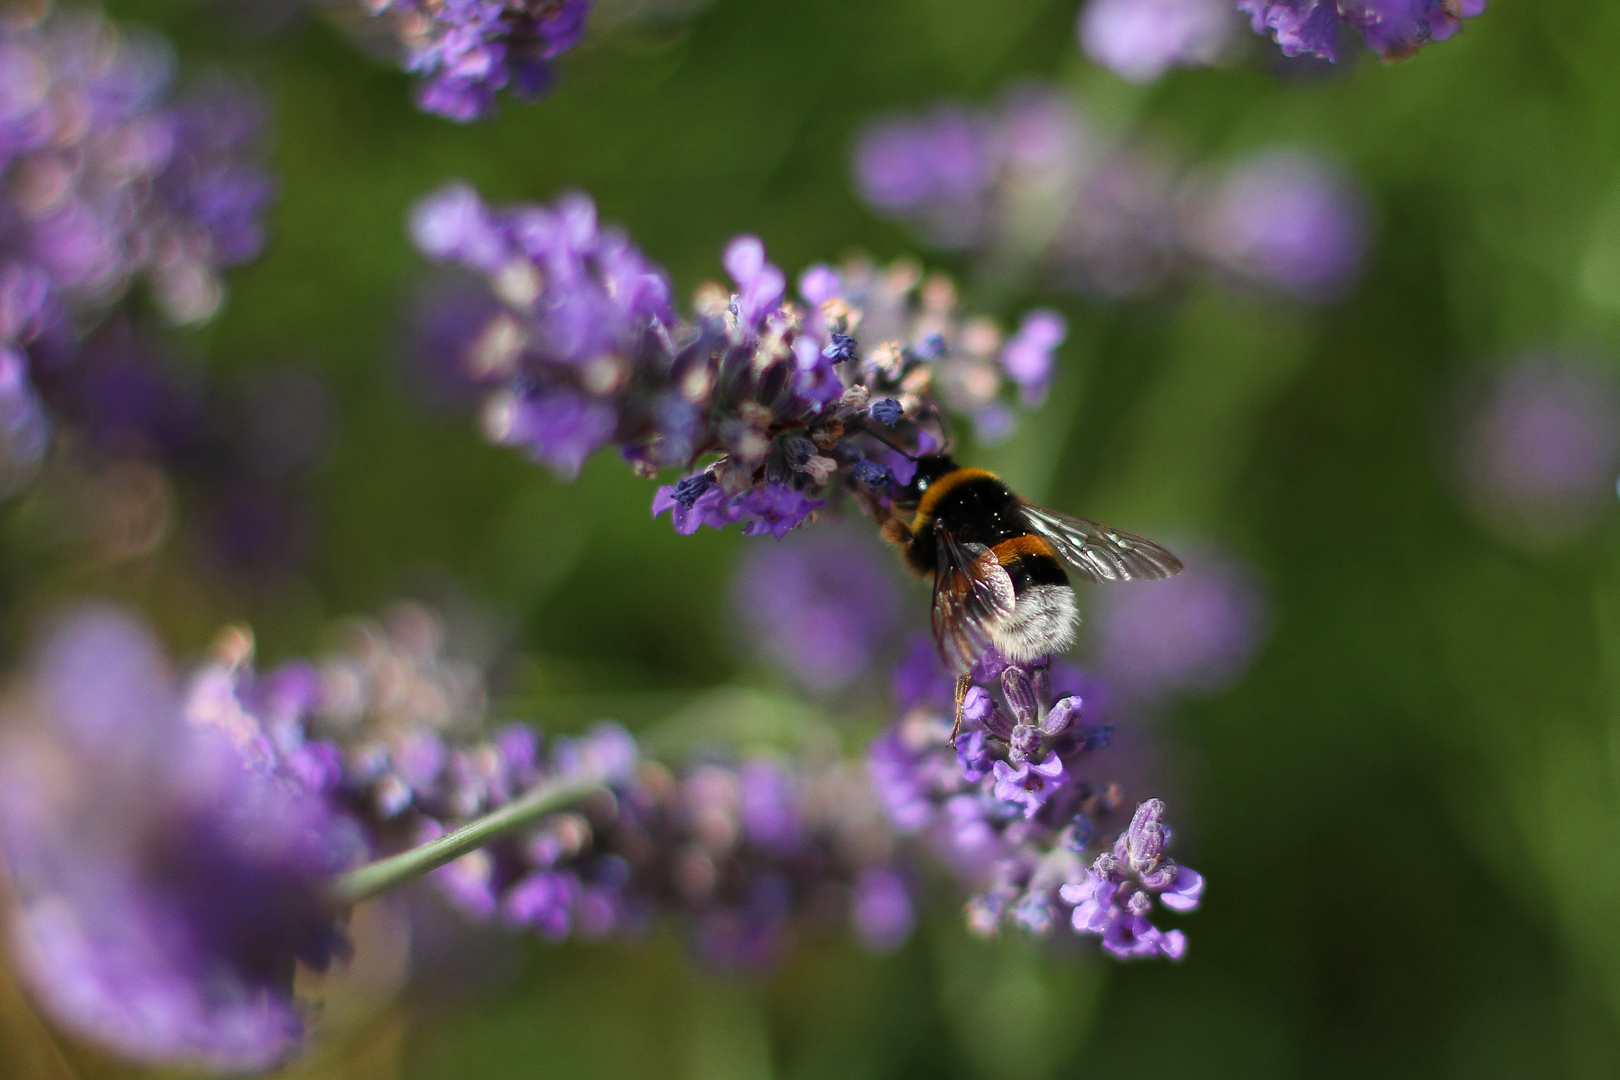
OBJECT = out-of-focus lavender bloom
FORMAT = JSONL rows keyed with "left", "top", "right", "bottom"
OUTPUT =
{"left": 1080, "top": 0, "right": 1236, "bottom": 83}
{"left": 853, "top": 105, "right": 1000, "bottom": 249}
{"left": 411, "top": 183, "right": 1065, "bottom": 525}
{"left": 1051, "top": 140, "right": 1183, "bottom": 298}
{"left": 1238, "top": 0, "right": 1485, "bottom": 63}
{"left": 36, "top": 319, "right": 331, "bottom": 575}
{"left": 1092, "top": 545, "right": 1267, "bottom": 701}
{"left": 0, "top": 9, "right": 274, "bottom": 494}
{"left": 852, "top": 866, "right": 915, "bottom": 953}
{"left": 851, "top": 86, "right": 1374, "bottom": 305}
{"left": 355, "top": 0, "right": 589, "bottom": 122}
{"left": 0, "top": 347, "right": 50, "bottom": 495}
{"left": 730, "top": 524, "right": 900, "bottom": 694}
{"left": 1185, "top": 150, "right": 1368, "bottom": 301}
{"left": 1454, "top": 357, "right": 1620, "bottom": 545}
{"left": 0, "top": 608, "right": 363, "bottom": 1072}
{"left": 868, "top": 646, "right": 1200, "bottom": 956}
{"left": 0, "top": 11, "right": 274, "bottom": 327}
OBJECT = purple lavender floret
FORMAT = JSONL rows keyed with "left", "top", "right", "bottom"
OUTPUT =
{"left": 363, "top": 0, "right": 589, "bottom": 122}
{"left": 1061, "top": 798, "right": 1203, "bottom": 959}
{"left": 410, "top": 183, "right": 1065, "bottom": 532}
{"left": 0, "top": 608, "right": 364, "bottom": 1072}
{"left": 853, "top": 105, "right": 999, "bottom": 249}
{"left": 1237, "top": 0, "right": 1485, "bottom": 62}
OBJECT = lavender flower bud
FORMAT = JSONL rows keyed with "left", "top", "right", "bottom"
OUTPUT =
{"left": 823, "top": 332, "right": 857, "bottom": 363}
{"left": 869, "top": 397, "right": 904, "bottom": 426}
{"left": 671, "top": 472, "right": 713, "bottom": 509}
{"left": 1001, "top": 665, "right": 1038, "bottom": 723}
{"left": 1042, "top": 694, "right": 1081, "bottom": 736}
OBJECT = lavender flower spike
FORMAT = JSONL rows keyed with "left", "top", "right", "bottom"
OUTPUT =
{"left": 212, "top": 604, "right": 915, "bottom": 971}
{"left": 1237, "top": 0, "right": 1486, "bottom": 63}
{"left": 869, "top": 644, "right": 1198, "bottom": 958}
{"left": 410, "top": 183, "right": 1066, "bottom": 536}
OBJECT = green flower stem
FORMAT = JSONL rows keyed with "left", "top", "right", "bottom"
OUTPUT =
{"left": 326, "top": 773, "right": 606, "bottom": 906}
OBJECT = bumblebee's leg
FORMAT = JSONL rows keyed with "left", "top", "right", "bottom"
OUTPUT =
{"left": 950, "top": 674, "right": 970, "bottom": 746}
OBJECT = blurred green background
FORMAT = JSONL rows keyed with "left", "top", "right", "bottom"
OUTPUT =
{"left": 9, "top": 0, "right": 1620, "bottom": 1076}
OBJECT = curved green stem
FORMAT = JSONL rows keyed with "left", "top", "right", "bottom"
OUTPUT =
{"left": 327, "top": 773, "right": 606, "bottom": 906}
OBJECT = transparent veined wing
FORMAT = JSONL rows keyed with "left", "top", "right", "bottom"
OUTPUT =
{"left": 930, "top": 528, "right": 1017, "bottom": 674}
{"left": 1020, "top": 503, "right": 1184, "bottom": 583}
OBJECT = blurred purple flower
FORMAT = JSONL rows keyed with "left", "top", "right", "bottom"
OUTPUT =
{"left": 365, "top": 0, "right": 590, "bottom": 122}
{"left": 1454, "top": 356, "right": 1620, "bottom": 544}
{"left": 1091, "top": 544, "right": 1268, "bottom": 701}
{"left": 0, "top": 10, "right": 274, "bottom": 496}
{"left": 1000, "top": 309, "right": 1067, "bottom": 406}
{"left": 730, "top": 524, "right": 900, "bottom": 694}
{"left": 852, "top": 105, "right": 998, "bottom": 249}
{"left": 1080, "top": 0, "right": 1235, "bottom": 83}
{"left": 0, "top": 607, "right": 363, "bottom": 1071}
{"left": 1054, "top": 141, "right": 1182, "bottom": 298}
{"left": 1187, "top": 149, "right": 1368, "bottom": 302}
{"left": 852, "top": 866, "right": 914, "bottom": 953}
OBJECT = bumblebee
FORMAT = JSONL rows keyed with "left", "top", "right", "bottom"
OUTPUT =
{"left": 881, "top": 453, "right": 1183, "bottom": 677}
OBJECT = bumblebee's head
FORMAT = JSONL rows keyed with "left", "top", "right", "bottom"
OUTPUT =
{"left": 902, "top": 453, "right": 959, "bottom": 502}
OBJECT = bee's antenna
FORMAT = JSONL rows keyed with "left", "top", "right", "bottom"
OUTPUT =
{"left": 861, "top": 427, "right": 919, "bottom": 462}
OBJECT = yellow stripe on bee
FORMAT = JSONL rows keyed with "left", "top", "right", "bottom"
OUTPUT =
{"left": 990, "top": 535, "right": 1056, "bottom": 565}
{"left": 911, "top": 468, "right": 1000, "bottom": 533}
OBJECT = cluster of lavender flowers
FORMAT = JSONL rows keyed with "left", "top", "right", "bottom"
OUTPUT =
{"left": 266, "top": 604, "right": 914, "bottom": 968}
{"left": 346, "top": 0, "right": 588, "bottom": 121}
{"left": 0, "top": 7, "right": 274, "bottom": 494}
{"left": 409, "top": 183, "right": 1066, "bottom": 535}
{"left": 854, "top": 84, "right": 1367, "bottom": 302}
{"left": 0, "top": 600, "right": 916, "bottom": 1068}
{"left": 1238, "top": 0, "right": 1485, "bottom": 63}
{"left": 1076, "top": 0, "right": 1483, "bottom": 80}
{"left": 870, "top": 641, "right": 1202, "bottom": 958}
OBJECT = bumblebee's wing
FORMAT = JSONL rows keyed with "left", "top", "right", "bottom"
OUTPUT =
{"left": 1020, "top": 503, "right": 1184, "bottom": 583}
{"left": 931, "top": 528, "right": 1017, "bottom": 674}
